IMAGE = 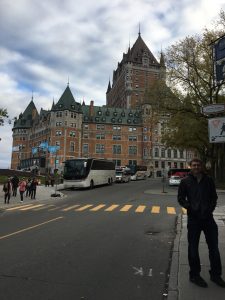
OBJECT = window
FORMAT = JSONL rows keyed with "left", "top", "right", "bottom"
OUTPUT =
{"left": 167, "top": 149, "right": 171, "bottom": 158}
{"left": 143, "top": 148, "right": 148, "bottom": 157}
{"left": 174, "top": 149, "right": 177, "bottom": 158}
{"left": 84, "top": 124, "right": 89, "bottom": 130}
{"left": 71, "top": 112, "right": 76, "bottom": 118}
{"left": 96, "top": 144, "right": 105, "bottom": 153}
{"left": 155, "top": 161, "right": 158, "bottom": 168}
{"left": 161, "top": 148, "right": 165, "bottom": 158}
{"left": 128, "top": 136, "right": 137, "bottom": 141}
{"left": 56, "top": 141, "right": 60, "bottom": 146}
{"left": 113, "top": 125, "right": 121, "bottom": 130}
{"left": 113, "top": 135, "right": 121, "bottom": 140}
{"left": 129, "top": 146, "right": 137, "bottom": 155}
{"left": 98, "top": 111, "right": 102, "bottom": 116}
{"left": 70, "top": 142, "right": 75, "bottom": 152}
{"left": 113, "top": 145, "right": 121, "bottom": 154}
{"left": 83, "top": 133, "right": 89, "bottom": 139}
{"left": 161, "top": 161, "right": 165, "bottom": 169}
{"left": 129, "top": 127, "right": 137, "bottom": 131}
{"left": 96, "top": 133, "right": 105, "bottom": 139}
{"left": 83, "top": 144, "right": 89, "bottom": 154}
{"left": 143, "top": 127, "right": 147, "bottom": 132}
{"left": 56, "top": 122, "right": 62, "bottom": 126}
{"left": 168, "top": 162, "right": 171, "bottom": 168}
{"left": 97, "top": 124, "right": 105, "bottom": 130}
{"left": 56, "top": 130, "right": 62, "bottom": 136}
{"left": 180, "top": 150, "right": 184, "bottom": 158}
{"left": 113, "top": 160, "right": 121, "bottom": 166}
{"left": 180, "top": 162, "right": 184, "bottom": 168}
{"left": 70, "top": 123, "right": 76, "bottom": 127}
{"left": 154, "top": 148, "right": 159, "bottom": 157}
{"left": 143, "top": 135, "right": 148, "bottom": 141}
{"left": 56, "top": 112, "right": 62, "bottom": 118}
{"left": 69, "top": 131, "right": 76, "bottom": 137}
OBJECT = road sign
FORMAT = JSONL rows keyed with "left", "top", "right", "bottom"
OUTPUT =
{"left": 202, "top": 104, "right": 225, "bottom": 115}
{"left": 208, "top": 117, "right": 225, "bottom": 143}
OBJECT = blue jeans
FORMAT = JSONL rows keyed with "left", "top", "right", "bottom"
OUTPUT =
{"left": 187, "top": 215, "right": 222, "bottom": 278}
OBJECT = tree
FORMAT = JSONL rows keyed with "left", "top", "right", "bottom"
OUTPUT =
{"left": 145, "top": 11, "right": 225, "bottom": 181}
{"left": 0, "top": 108, "right": 8, "bottom": 126}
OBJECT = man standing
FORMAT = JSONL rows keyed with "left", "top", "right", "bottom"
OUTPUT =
{"left": 178, "top": 158, "right": 225, "bottom": 288}
{"left": 11, "top": 175, "right": 19, "bottom": 197}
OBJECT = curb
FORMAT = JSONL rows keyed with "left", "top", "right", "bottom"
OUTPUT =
{"left": 167, "top": 214, "right": 182, "bottom": 300}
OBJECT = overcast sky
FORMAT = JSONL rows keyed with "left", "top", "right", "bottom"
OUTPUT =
{"left": 0, "top": 0, "right": 225, "bottom": 168}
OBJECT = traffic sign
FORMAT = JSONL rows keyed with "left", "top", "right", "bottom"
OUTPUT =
{"left": 202, "top": 104, "right": 225, "bottom": 115}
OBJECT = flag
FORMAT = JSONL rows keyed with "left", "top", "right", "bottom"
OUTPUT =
{"left": 214, "top": 35, "right": 225, "bottom": 83}
{"left": 39, "top": 142, "right": 48, "bottom": 149}
{"left": 32, "top": 147, "right": 38, "bottom": 154}
{"left": 48, "top": 145, "right": 60, "bottom": 153}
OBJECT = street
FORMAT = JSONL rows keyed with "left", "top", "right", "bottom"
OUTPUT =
{"left": 0, "top": 179, "right": 180, "bottom": 300}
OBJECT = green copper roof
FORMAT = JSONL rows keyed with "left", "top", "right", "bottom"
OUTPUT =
{"left": 82, "top": 105, "right": 142, "bottom": 125}
{"left": 53, "top": 85, "right": 82, "bottom": 112}
{"left": 13, "top": 100, "right": 39, "bottom": 129}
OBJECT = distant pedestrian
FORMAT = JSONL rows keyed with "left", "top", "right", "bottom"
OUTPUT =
{"left": 2, "top": 177, "right": 12, "bottom": 204}
{"left": 11, "top": 175, "right": 19, "bottom": 197}
{"left": 19, "top": 178, "right": 27, "bottom": 202}
{"left": 220, "top": 122, "right": 225, "bottom": 135}
{"left": 178, "top": 158, "right": 225, "bottom": 288}
{"left": 30, "top": 178, "right": 38, "bottom": 199}
{"left": 25, "top": 178, "right": 32, "bottom": 197}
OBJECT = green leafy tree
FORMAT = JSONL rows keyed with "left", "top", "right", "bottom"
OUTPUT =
{"left": 0, "top": 108, "right": 8, "bottom": 126}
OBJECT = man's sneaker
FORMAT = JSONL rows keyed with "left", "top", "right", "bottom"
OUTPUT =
{"left": 210, "top": 276, "right": 225, "bottom": 287}
{"left": 190, "top": 275, "right": 208, "bottom": 288}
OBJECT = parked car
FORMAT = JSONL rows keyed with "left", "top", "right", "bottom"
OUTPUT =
{"left": 169, "top": 176, "right": 181, "bottom": 186}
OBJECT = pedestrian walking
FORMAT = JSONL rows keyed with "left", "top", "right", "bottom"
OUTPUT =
{"left": 11, "top": 175, "right": 19, "bottom": 196}
{"left": 2, "top": 177, "right": 12, "bottom": 204}
{"left": 19, "top": 178, "right": 27, "bottom": 202}
{"left": 178, "top": 158, "right": 225, "bottom": 288}
{"left": 25, "top": 178, "right": 32, "bottom": 197}
{"left": 30, "top": 177, "right": 38, "bottom": 199}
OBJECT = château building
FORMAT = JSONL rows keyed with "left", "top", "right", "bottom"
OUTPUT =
{"left": 11, "top": 32, "right": 193, "bottom": 176}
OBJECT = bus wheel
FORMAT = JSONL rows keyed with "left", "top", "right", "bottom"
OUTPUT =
{"left": 90, "top": 180, "right": 94, "bottom": 189}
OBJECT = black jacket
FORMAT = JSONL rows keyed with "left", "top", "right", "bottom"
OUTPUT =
{"left": 178, "top": 173, "right": 217, "bottom": 219}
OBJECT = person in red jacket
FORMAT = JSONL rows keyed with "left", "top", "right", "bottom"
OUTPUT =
{"left": 19, "top": 178, "right": 27, "bottom": 202}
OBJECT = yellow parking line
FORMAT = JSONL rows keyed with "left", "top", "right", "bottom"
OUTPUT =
{"left": 20, "top": 204, "right": 44, "bottom": 211}
{"left": 120, "top": 205, "right": 132, "bottom": 212}
{"left": 105, "top": 205, "right": 119, "bottom": 212}
{"left": 151, "top": 206, "right": 160, "bottom": 214}
{"left": 135, "top": 205, "right": 146, "bottom": 213}
{"left": 62, "top": 204, "right": 80, "bottom": 211}
{"left": 75, "top": 205, "right": 93, "bottom": 211}
{"left": 90, "top": 204, "right": 106, "bottom": 211}
{"left": 167, "top": 207, "right": 176, "bottom": 214}
{"left": 6, "top": 204, "right": 34, "bottom": 211}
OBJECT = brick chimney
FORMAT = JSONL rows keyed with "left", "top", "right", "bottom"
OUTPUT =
{"left": 89, "top": 100, "right": 94, "bottom": 117}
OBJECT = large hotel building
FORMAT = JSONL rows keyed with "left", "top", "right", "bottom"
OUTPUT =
{"left": 11, "top": 33, "right": 194, "bottom": 176}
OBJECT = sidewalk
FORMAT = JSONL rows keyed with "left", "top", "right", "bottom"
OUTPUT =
{"left": 168, "top": 202, "right": 225, "bottom": 299}
{"left": 0, "top": 184, "right": 65, "bottom": 209}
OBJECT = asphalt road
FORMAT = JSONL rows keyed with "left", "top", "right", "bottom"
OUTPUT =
{"left": 0, "top": 178, "right": 180, "bottom": 300}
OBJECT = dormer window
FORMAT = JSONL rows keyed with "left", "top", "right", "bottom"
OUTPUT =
{"left": 106, "top": 110, "right": 110, "bottom": 116}
{"left": 113, "top": 111, "right": 117, "bottom": 116}
{"left": 128, "top": 112, "right": 133, "bottom": 117}
{"left": 59, "top": 104, "right": 63, "bottom": 108}
{"left": 121, "top": 112, "right": 125, "bottom": 117}
{"left": 98, "top": 111, "right": 102, "bottom": 116}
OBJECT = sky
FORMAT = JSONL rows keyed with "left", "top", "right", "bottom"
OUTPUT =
{"left": 0, "top": 0, "right": 225, "bottom": 168}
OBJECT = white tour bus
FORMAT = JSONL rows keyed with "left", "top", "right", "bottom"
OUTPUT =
{"left": 63, "top": 158, "right": 115, "bottom": 189}
{"left": 128, "top": 165, "right": 147, "bottom": 180}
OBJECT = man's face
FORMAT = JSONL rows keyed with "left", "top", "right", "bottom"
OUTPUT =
{"left": 191, "top": 162, "right": 202, "bottom": 175}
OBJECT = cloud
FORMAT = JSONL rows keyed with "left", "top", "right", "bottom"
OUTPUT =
{"left": 0, "top": 0, "right": 225, "bottom": 168}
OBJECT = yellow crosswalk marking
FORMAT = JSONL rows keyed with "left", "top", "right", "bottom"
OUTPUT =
{"left": 120, "top": 205, "right": 132, "bottom": 212}
{"left": 6, "top": 204, "right": 34, "bottom": 211}
{"left": 90, "top": 204, "right": 106, "bottom": 211}
{"left": 105, "top": 204, "right": 119, "bottom": 212}
{"left": 151, "top": 206, "right": 160, "bottom": 213}
{"left": 167, "top": 207, "right": 176, "bottom": 214}
{"left": 33, "top": 205, "right": 55, "bottom": 211}
{"left": 135, "top": 205, "right": 146, "bottom": 213}
{"left": 75, "top": 204, "right": 93, "bottom": 211}
{"left": 182, "top": 208, "right": 187, "bottom": 214}
{"left": 20, "top": 204, "right": 44, "bottom": 211}
{"left": 62, "top": 204, "right": 80, "bottom": 211}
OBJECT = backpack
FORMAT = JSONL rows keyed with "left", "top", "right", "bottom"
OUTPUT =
{"left": 3, "top": 183, "right": 8, "bottom": 192}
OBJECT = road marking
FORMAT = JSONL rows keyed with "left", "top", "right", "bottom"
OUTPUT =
{"left": 135, "top": 205, "right": 146, "bottom": 213}
{"left": 48, "top": 204, "right": 68, "bottom": 211}
{"left": 0, "top": 216, "right": 64, "bottom": 240}
{"left": 6, "top": 204, "right": 34, "bottom": 211}
{"left": 148, "top": 268, "right": 153, "bottom": 277}
{"left": 75, "top": 204, "right": 93, "bottom": 211}
{"left": 151, "top": 206, "right": 160, "bottom": 213}
{"left": 33, "top": 205, "right": 55, "bottom": 211}
{"left": 120, "top": 205, "right": 132, "bottom": 212}
{"left": 105, "top": 204, "right": 119, "bottom": 212}
{"left": 90, "top": 204, "right": 106, "bottom": 211}
{"left": 167, "top": 207, "right": 176, "bottom": 214}
{"left": 20, "top": 204, "right": 44, "bottom": 211}
{"left": 62, "top": 204, "right": 80, "bottom": 211}
{"left": 132, "top": 266, "right": 144, "bottom": 276}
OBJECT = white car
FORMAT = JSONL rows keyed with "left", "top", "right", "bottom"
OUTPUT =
{"left": 169, "top": 176, "right": 181, "bottom": 186}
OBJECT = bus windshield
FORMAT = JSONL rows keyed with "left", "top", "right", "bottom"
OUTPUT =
{"left": 64, "top": 159, "right": 91, "bottom": 180}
